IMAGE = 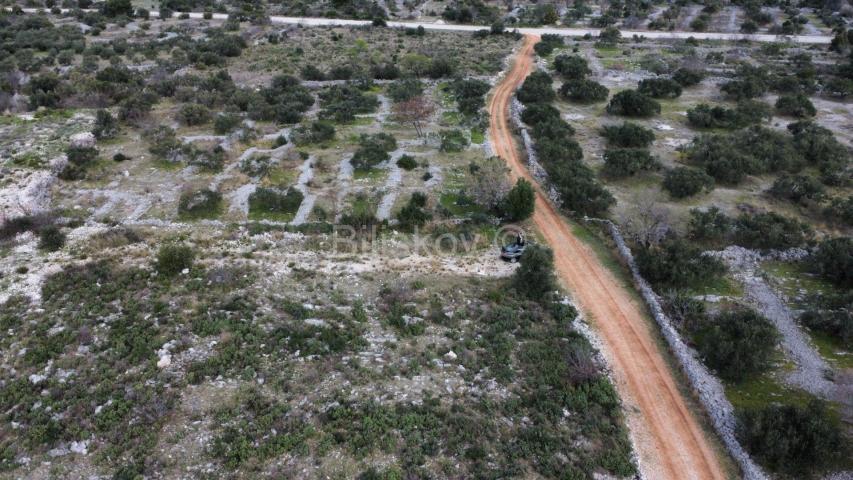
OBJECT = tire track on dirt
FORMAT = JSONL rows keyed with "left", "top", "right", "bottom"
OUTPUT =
{"left": 488, "top": 35, "right": 727, "bottom": 480}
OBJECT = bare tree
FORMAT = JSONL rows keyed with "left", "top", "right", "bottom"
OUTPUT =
{"left": 392, "top": 95, "right": 434, "bottom": 137}
{"left": 618, "top": 192, "right": 672, "bottom": 247}
{"left": 464, "top": 156, "right": 511, "bottom": 210}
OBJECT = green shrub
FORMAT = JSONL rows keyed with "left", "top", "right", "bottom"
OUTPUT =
{"left": 156, "top": 243, "right": 195, "bottom": 276}
{"left": 635, "top": 238, "right": 726, "bottom": 289}
{"left": 600, "top": 122, "right": 654, "bottom": 148}
{"left": 721, "top": 65, "right": 768, "bottom": 100}
{"left": 248, "top": 187, "right": 304, "bottom": 219}
{"left": 439, "top": 129, "right": 469, "bottom": 152}
{"left": 396, "top": 155, "right": 417, "bottom": 170}
{"left": 553, "top": 54, "right": 590, "bottom": 79}
{"left": 176, "top": 103, "right": 211, "bottom": 126}
{"left": 823, "top": 195, "right": 853, "bottom": 226}
{"left": 352, "top": 145, "right": 390, "bottom": 170}
{"left": 521, "top": 103, "right": 561, "bottom": 127}
{"left": 686, "top": 101, "right": 771, "bottom": 129}
{"left": 396, "top": 192, "right": 431, "bottom": 231}
{"left": 775, "top": 93, "right": 816, "bottom": 118}
{"left": 602, "top": 148, "right": 658, "bottom": 178}
{"left": 292, "top": 121, "right": 335, "bottom": 145}
{"left": 449, "top": 78, "right": 490, "bottom": 116}
{"left": 59, "top": 145, "right": 99, "bottom": 180}
{"left": 662, "top": 167, "right": 714, "bottom": 198}
{"left": 559, "top": 78, "right": 609, "bottom": 102}
{"left": 672, "top": 67, "right": 705, "bottom": 87}
{"left": 810, "top": 237, "right": 853, "bottom": 288}
{"left": 517, "top": 71, "right": 555, "bottom": 104}
{"left": 687, "top": 207, "right": 732, "bottom": 244}
{"left": 93, "top": 109, "right": 118, "bottom": 139}
{"left": 733, "top": 212, "right": 813, "bottom": 250}
{"left": 605, "top": 90, "right": 660, "bottom": 117}
{"left": 178, "top": 189, "right": 223, "bottom": 220}
{"left": 37, "top": 225, "right": 65, "bottom": 252}
{"left": 319, "top": 84, "right": 378, "bottom": 122}
{"left": 637, "top": 77, "right": 682, "bottom": 99}
{"left": 502, "top": 179, "right": 535, "bottom": 221}
{"left": 513, "top": 244, "right": 556, "bottom": 299}
{"left": 737, "top": 400, "right": 844, "bottom": 476}
{"left": 387, "top": 78, "right": 423, "bottom": 103}
{"left": 769, "top": 174, "right": 824, "bottom": 203}
{"left": 697, "top": 309, "right": 779, "bottom": 381}
{"left": 213, "top": 113, "right": 242, "bottom": 134}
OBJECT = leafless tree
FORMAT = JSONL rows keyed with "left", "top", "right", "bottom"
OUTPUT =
{"left": 464, "top": 156, "right": 511, "bottom": 210}
{"left": 619, "top": 192, "right": 672, "bottom": 247}
{"left": 392, "top": 95, "right": 434, "bottom": 137}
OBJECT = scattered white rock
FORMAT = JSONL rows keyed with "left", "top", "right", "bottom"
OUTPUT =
{"left": 444, "top": 350, "right": 458, "bottom": 361}
{"left": 69, "top": 131, "right": 96, "bottom": 149}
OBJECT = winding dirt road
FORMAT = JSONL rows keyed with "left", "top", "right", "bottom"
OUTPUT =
{"left": 488, "top": 35, "right": 727, "bottom": 480}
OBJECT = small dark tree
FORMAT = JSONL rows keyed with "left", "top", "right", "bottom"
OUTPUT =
{"left": 156, "top": 243, "right": 195, "bottom": 276}
{"left": 672, "top": 68, "right": 705, "bottom": 87}
{"left": 517, "top": 71, "right": 555, "bottom": 104}
{"left": 553, "top": 54, "right": 591, "bottom": 79}
{"left": 38, "top": 225, "right": 66, "bottom": 252}
{"left": 663, "top": 167, "right": 714, "bottom": 198}
{"left": 637, "top": 77, "right": 682, "bottom": 99}
{"left": 602, "top": 148, "right": 659, "bottom": 178}
{"left": 102, "top": 0, "right": 133, "bottom": 17}
{"left": 502, "top": 179, "right": 535, "bottom": 221}
{"left": 513, "top": 244, "right": 556, "bottom": 299}
{"left": 601, "top": 122, "right": 654, "bottom": 148}
{"left": 396, "top": 192, "right": 431, "bottom": 231}
{"left": 93, "top": 109, "right": 118, "bottom": 140}
{"left": 559, "top": 79, "right": 609, "bottom": 103}
{"left": 811, "top": 237, "right": 853, "bottom": 288}
{"left": 775, "top": 93, "right": 816, "bottom": 118}
{"left": 769, "top": 174, "right": 824, "bottom": 203}
{"left": 606, "top": 90, "right": 661, "bottom": 117}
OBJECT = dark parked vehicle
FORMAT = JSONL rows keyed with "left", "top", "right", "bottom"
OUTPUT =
{"left": 500, "top": 233, "right": 527, "bottom": 262}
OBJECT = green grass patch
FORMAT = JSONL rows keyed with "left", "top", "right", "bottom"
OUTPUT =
{"left": 470, "top": 128, "right": 485, "bottom": 144}
{"left": 725, "top": 370, "right": 820, "bottom": 411}
{"left": 353, "top": 168, "right": 387, "bottom": 181}
{"left": 439, "top": 192, "right": 483, "bottom": 217}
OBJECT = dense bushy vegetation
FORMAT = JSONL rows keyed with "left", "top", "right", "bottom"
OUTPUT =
{"left": 553, "top": 54, "right": 590, "bottom": 79}
{"left": 738, "top": 400, "right": 845, "bottom": 477}
{"left": 600, "top": 122, "right": 654, "bottom": 148}
{"left": 602, "top": 148, "right": 659, "bottom": 178}
{"left": 319, "top": 84, "right": 378, "bottom": 122}
{"left": 663, "top": 167, "right": 714, "bottom": 198}
{"left": 517, "top": 71, "right": 555, "bottom": 104}
{"left": 635, "top": 238, "right": 727, "bottom": 289}
{"left": 605, "top": 90, "right": 660, "bottom": 117}
{"left": 696, "top": 309, "right": 779, "bottom": 381}
{"left": 637, "top": 77, "right": 682, "bottom": 99}
{"left": 810, "top": 237, "right": 853, "bottom": 288}
{"left": 518, "top": 74, "right": 613, "bottom": 216}
{"left": 559, "top": 78, "right": 609, "bottom": 103}
{"left": 502, "top": 179, "right": 535, "bottom": 221}
{"left": 248, "top": 187, "right": 304, "bottom": 220}
{"left": 686, "top": 101, "right": 771, "bottom": 129}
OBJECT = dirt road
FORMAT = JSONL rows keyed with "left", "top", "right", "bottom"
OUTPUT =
{"left": 488, "top": 35, "right": 727, "bottom": 480}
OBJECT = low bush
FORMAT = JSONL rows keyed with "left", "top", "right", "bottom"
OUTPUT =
{"left": 602, "top": 148, "right": 658, "bottom": 178}
{"left": 387, "top": 78, "right": 424, "bottom": 103}
{"left": 559, "top": 79, "right": 609, "bottom": 102}
{"left": 663, "top": 167, "right": 714, "bottom": 198}
{"left": 687, "top": 207, "right": 733, "bottom": 245}
{"left": 176, "top": 103, "right": 211, "bottom": 126}
{"left": 637, "top": 77, "right": 682, "bottom": 99}
{"left": 553, "top": 54, "right": 591, "bottom": 79}
{"left": 502, "top": 179, "right": 535, "bottom": 221}
{"left": 823, "top": 195, "right": 853, "bottom": 226}
{"left": 178, "top": 189, "right": 223, "bottom": 220}
{"left": 635, "top": 238, "right": 727, "bottom": 289}
{"left": 512, "top": 244, "right": 556, "bottom": 299}
{"left": 396, "top": 155, "right": 418, "bottom": 170}
{"left": 686, "top": 101, "right": 771, "bottom": 129}
{"left": 605, "top": 90, "right": 660, "bottom": 117}
{"left": 600, "top": 122, "right": 654, "bottom": 148}
{"left": 775, "top": 93, "right": 816, "bottom": 118}
{"left": 733, "top": 211, "right": 813, "bottom": 250}
{"left": 698, "top": 309, "right": 779, "bottom": 381}
{"left": 672, "top": 67, "right": 705, "bottom": 87}
{"left": 768, "top": 174, "right": 824, "bottom": 203}
{"left": 396, "top": 192, "right": 431, "bottom": 231}
{"left": 737, "top": 400, "right": 844, "bottom": 476}
{"left": 439, "top": 129, "right": 469, "bottom": 152}
{"left": 59, "top": 145, "right": 99, "bottom": 180}
{"left": 517, "top": 71, "right": 555, "bottom": 104}
{"left": 248, "top": 187, "right": 304, "bottom": 219}
{"left": 810, "top": 237, "right": 853, "bottom": 288}
{"left": 156, "top": 243, "right": 195, "bottom": 276}
{"left": 292, "top": 121, "right": 335, "bottom": 145}
{"left": 37, "top": 225, "right": 65, "bottom": 252}
{"left": 319, "top": 84, "right": 378, "bottom": 122}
